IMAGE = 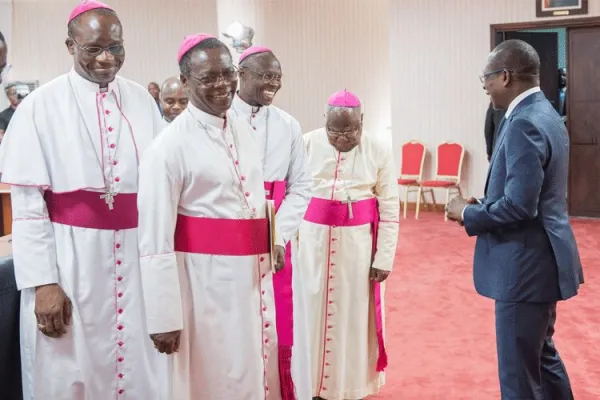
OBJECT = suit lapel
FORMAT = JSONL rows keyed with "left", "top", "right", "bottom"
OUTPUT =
{"left": 484, "top": 117, "right": 508, "bottom": 194}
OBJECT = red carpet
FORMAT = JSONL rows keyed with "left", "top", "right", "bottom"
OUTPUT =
{"left": 371, "top": 213, "right": 600, "bottom": 399}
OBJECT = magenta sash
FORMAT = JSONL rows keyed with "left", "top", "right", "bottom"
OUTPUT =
{"left": 44, "top": 190, "right": 138, "bottom": 230}
{"left": 264, "top": 180, "right": 296, "bottom": 400}
{"left": 174, "top": 215, "right": 269, "bottom": 255}
{"left": 303, "top": 196, "right": 388, "bottom": 372}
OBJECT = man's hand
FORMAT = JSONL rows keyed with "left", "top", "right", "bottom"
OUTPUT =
{"left": 369, "top": 267, "right": 390, "bottom": 283}
{"left": 150, "top": 331, "right": 181, "bottom": 354}
{"left": 445, "top": 196, "right": 468, "bottom": 223}
{"left": 274, "top": 245, "right": 285, "bottom": 272}
{"left": 34, "top": 284, "right": 72, "bottom": 338}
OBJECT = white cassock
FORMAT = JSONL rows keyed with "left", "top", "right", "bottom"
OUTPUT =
{"left": 138, "top": 103, "right": 280, "bottom": 400}
{"left": 231, "top": 95, "right": 312, "bottom": 400}
{"left": 299, "top": 129, "right": 400, "bottom": 400}
{"left": 0, "top": 69, "right": 168, "bottom": 399}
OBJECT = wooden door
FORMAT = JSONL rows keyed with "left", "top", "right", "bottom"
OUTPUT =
{"left": 568, "top": 27, "right": 600, "bottom": 217}
{"left": 503, "top": 31, "right": 560, "bottom": 110}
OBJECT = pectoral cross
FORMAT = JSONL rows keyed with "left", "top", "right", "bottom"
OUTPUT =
{"left": 100, "top": 190, "right": 116, "bottom": 211}
{"left": 342, "top": 194, "right": 357, "bottom": 219}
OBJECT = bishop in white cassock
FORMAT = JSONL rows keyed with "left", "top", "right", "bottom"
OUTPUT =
{"left": 0, "top": 1, "right": 168, "bottom": 399}
{"left": 299, "top": 90, "right": 400, "bottom": 400}
{"left": 138, "top": 34, "right": 281, "bottom": 400}
{"left": 232, "top": 46, "right": 312, "bottom": 400}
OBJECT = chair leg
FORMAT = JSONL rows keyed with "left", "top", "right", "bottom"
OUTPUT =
{"left": 444, "top": 188, "right": 451, "bottom": 221}
{"left": 415, "top": 186, "right": 423, "bottom": 219}
{"left": 430, "top": 190, "right": 437, "bottom": 211}
{"left": 457, "top": 186, "right": 463, "bottom": 197}
{"left": 403, "top": 186, "right": 409, "bottom": 219}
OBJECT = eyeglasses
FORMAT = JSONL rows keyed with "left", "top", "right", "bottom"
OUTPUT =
{"left": 69, "top": 35, "right": 125, "bottom": 57}
{"left": 479, "top": 68, "right": 509, "bottom": 83}
{"left": 243, "top": 67, "right": 282, "bottom": 83}
{"left": 0, "top": 63, "right": 12, "bottom": 80}
{"left": 188, "top": 66, "right": 239, "bottom": 87}
{"left": 326, "top": 127, "right": 360, "bottom": 137}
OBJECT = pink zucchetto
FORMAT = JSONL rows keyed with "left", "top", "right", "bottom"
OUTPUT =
{"left": 238, "top": 46, "right": 272, "bottom": 64}
{"left": 68, "top": 0, "right": 113, "bottom": 23}
{"left": 177, "top": 33, "right": 216, "bottom": 63}
{"left": 327, "top": 89, "right": 361, "bottom": 108}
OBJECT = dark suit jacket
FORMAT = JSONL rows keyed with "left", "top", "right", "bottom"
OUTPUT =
{"left": 464, "top": 91, "right": 583, "bottom": 303}
{"left": 484, "top": 103, "right": 506, "bottom": 160}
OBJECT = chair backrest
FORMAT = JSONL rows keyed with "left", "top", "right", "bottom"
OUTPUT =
{"left": 400, "top": 140, "right": 426, "bottom": 180}
{"left": 435, "top": 142, "right": 464, "bottom": 182}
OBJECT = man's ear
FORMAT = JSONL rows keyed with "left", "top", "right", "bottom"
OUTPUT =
{"left": 180, "top": 73, "right": 188, "bottom": 87}
{"left": 65, "top": 38, "right": 75, "bottom": 56}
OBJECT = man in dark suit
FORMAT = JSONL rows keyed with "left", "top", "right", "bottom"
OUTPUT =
{"left": 446, "top": 39, "right": 583, "bottom": 400}
{"left": 484, "top": 102, "right": 506, "bottom": 161}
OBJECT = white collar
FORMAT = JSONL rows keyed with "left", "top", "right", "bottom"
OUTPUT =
{"left": 232, "top": 94, "right": 268, "bottom": 117}
{"left": 187, "top": 102, "right": 227, "bottom": 129}
{"left": 68, "top": 68, "right": 120, "bottom": 96}
{"left": 504, "top": 86, "right": 541, "bottom": 118}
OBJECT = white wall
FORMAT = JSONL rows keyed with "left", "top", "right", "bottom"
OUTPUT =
{"left": 389, "top": 0, "right": 600, "bottom": 199}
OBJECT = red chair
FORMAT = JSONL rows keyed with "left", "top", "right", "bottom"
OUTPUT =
{"left": 397, "top": 140, "right": 426, "bottom": 219}
{"left": 417, "top": 142, "right": 465, "bottom": 221}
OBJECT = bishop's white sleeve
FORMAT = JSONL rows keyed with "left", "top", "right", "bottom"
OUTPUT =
{"left": 11, "top": 187, "right": 59, "bottom": 289}
{"left": 137, "top": 141, "right": 184, "bottom": 334}
{"left": 276, "top": 120, "right": 311, "bottom": 246}
{"left": 371, "top": 144, "right": 400, "bottom": 272}
{"left": 0, "top": 98, "right": 58, "bottom": 290}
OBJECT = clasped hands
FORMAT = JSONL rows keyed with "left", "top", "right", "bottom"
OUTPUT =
{"left": 445, "top": 196, "right": 479, "bottom": 226}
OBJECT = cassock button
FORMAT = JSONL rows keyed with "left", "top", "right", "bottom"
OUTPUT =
{"left": 264, "top": 323, "right": 270, "bottom": 328}
{"left": 245, "top": 192, "right": 250, "bottom": 197}
{"left": 116, "top": 243, "right": 121, "bottom": 248}
{"left": 118, "top": 356, "right": 124, "bottom": 362}
{"left": 118, "top": 308, "right": 124, "bottom": 314}
{"left": 117, "top": 325, "right": 123, "bottom": 330}
{"left": 230, "top": 144, "right": 233, "bottom": 148}
{"left": 108, "top": 127, "right": 114, "bottom": 132}
{"left": 105, "top": 110, "right": 110, "bottom": 115}
{"left": 118, "top": 373, "right": 123, "bottom": 379}
{"left": 235, "top": 160, "right": 239, "bottom": 165}
{"left": 113, "top": 160, "right": 118, "bottom": 166}
{"left": 115, "top": 177, "right": 120, "bottom": 182}
{"left": 118, "top": 389, "right": 124, "bottom": 394}
{"left": 110, "top": 143, "right": 116, "bottom": 148}
{"left": 118, "top": 293, "right": 123, "bottom": 298}
{"left": 261, "top": 274, "right": 266, "bottom": 278}
{"left": 117, "top": 260, "right": 122, "bottom": 265}
{"left": 102, "top": 93, "right": 107, "bottom": 98}
{"left": 118, "top": 341, "right": 124, "bottom": 347}
{"left": 322, "top": 387, "right": 327, "bottom": 390}
{"left": 260, "top": 257, "right": 265, "bottom": 262}
{"left": 328, "top": 300, "right": 334, "bottom": 304}
{"left": 264, "top": 339, "right": 269, "bottom": 344}
{"left": 117, "top": 276, "right": 123, "bottom": 281}
{"left": 261, "top": 290, "right": 265, "bottom": 295}
{"left": 241, "top": 175, "right": 246, "bottom": 181}
{"left": 263, "top": 306, "right": 267, "bottom": 311}
{"left": 252, "top": 127, "right": 256, "bottom": 130}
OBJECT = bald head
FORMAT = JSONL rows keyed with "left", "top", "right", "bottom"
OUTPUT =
{"left": 325, "top": 106, "right": 363, "bottom": 153}
{"left": 487, "top": 39, "right": 540, "bottom": 83}
{"left": 238, "top": 51, "right": 282, "bottom": 106}
{"left": 160, "top": 77, "right": 188, "bottom": 122}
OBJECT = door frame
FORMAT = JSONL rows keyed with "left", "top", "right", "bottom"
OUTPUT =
{"left": 490, "top": 16, "right": 600, "bottom": 216}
